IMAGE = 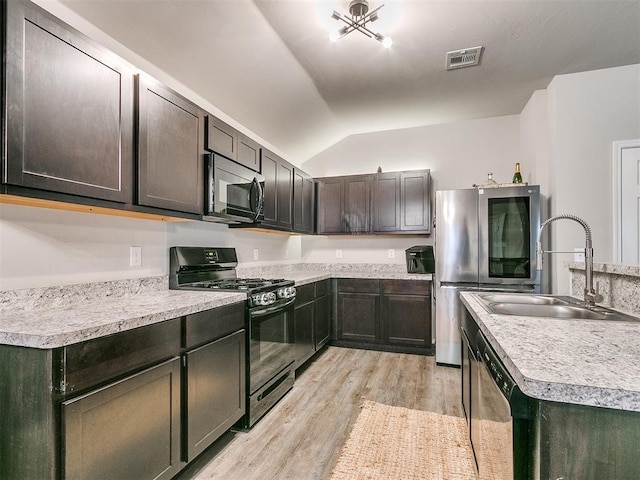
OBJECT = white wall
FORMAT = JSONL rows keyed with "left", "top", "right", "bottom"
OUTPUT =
{"left": 0, "top": 204, "right": 301, "bottom": 291}
{"left": 544, "top": 64, "right": 640, "bottom": 294}
{"left": 0, "top": 204, "right": 167, "bottom": 290}
{"left": 300, "top": 115, "right": 521, "bottom": 264}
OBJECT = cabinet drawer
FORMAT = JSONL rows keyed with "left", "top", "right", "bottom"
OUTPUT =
{"left": 295, "top": 283, "right": 315, "bottom": 305}
{"left": 381, "top": 279, "right": 430, "bottom": 295}
{"left": 183, "top": 302, "right": 245, "bottom": 349}
{"left": 337, "top": 278, "right": 379, "bottom": 294}
{"left": 315, "top": 279, "right": 331, "bottom": 297}
{"left": 63, "top": 318, "right": 181, "bottom": 394}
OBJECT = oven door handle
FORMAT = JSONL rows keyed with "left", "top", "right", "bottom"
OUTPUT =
{"left": 251, "top": 298, "right": 296, "bottom": 317}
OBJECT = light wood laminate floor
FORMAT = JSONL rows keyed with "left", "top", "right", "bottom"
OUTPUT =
{"left": 178, "top": 346, "right": 462, "bottom": 480}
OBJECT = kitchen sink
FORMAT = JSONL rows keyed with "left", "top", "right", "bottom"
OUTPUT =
{"left": 477, "top": 293, "right": 570, "bottom": 305}
{"left": 486, "top": 302, "right": 608, "bottom": 320}
{"left": 476, "top": 293, "right": 639, "bottom": 322}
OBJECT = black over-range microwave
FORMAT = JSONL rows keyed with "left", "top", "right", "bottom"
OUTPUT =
{"left": 203, "top": 153, "right": 265, "bottom": 224}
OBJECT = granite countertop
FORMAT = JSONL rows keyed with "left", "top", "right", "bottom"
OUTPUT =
{"left": 0, "top": 269, "right": 431, "bottom": 349}
{"left": 0, "top": 288, "right": 245, "bottom": 349}
{"left": 460, "top": 292, "right": 640, "bottom": 412}
{"left": 272, "top": 270, "right": 432, "bottom": 286}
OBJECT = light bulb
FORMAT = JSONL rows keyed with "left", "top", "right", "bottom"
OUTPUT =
{"left": 329, "top": 30, "right": 340, "bottom": 42}
{"left": 382, "top": 36, "right": 393, "bottom": 48}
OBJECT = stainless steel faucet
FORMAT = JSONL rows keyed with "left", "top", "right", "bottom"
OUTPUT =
{"left": 536, "top": 214, "right": 603, "bottom": 306}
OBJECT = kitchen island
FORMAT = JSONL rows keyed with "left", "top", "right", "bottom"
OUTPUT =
{"left": 460, "top": 291, "right": 640, "bottom": 479}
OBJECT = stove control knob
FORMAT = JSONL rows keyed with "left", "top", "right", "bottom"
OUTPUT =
{"left": 252, "top": 293, "right": 272, "bottom": 306}
{"left": 288, "top": 286, "right": 296, "bottom": 298}
{"left": 267, "top": 292, "right": 276, "bottom": 304}
{"left": 277, "top": 288, "right": 286, "bottom": 298}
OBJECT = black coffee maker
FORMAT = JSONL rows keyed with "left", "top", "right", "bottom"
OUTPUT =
{"left": 405, "top": 245, "right": 435, "bottom": 274}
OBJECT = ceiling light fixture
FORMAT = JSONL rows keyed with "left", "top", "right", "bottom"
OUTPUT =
{"left": 330, "top": 0, "right": 392, "bottom": 48}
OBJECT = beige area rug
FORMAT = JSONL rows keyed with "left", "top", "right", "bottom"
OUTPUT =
{"left": 329, "top": 400, "right": 478, "bottom": 480}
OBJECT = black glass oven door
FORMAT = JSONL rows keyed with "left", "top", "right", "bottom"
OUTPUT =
{"left": 248, "top": 303, "right": 295, "bottom": 394}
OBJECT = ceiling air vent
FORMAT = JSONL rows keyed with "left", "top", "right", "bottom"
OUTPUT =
{"left": 446, "top": 46, "right": 483, "bottom": 70}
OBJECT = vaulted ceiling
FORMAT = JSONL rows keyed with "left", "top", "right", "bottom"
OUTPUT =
{"left": 57, "top": 0, "right": 640, "bottom": 163}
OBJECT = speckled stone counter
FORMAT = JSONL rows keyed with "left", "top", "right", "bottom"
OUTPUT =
{"left": 460, "top": 291, "right": 640, "bottom": 412}
{"left": 0, "top": 277, "right": 245, "bottom": 349}
{"left": 237, "top": 262, "right": 432, "bottom": 286}
{"left": 0, "top": 265, "right": 430, "bottom": 349}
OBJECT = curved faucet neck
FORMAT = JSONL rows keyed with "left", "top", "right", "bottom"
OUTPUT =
{"left": 536, "top": 214, "right": 600, "bottom": 306}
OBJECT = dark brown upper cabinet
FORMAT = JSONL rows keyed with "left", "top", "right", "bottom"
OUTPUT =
{"left": 373, "top": 170, "right": 432, "bottom": 234}
{"left": 373, "top": 172, "right": 402, "bottom": 232}
{"left": 261, "top": 148, "right": 293, "bottom": 231}
{"left": 205, "top": 115, "right": 238, "bottom": 162}
{"left": 293, "top": 168, "right": 314, "bottom": 234}
{"left": 399, "top": 170, "right": 431, "bottom": 233}
{"left": 137, "top": 75, "right": 205, "bottom": 214}
{"left": 3, "top": 0, "right": 134, "bottom": 203}
{"left": 316, "top": 175, "right": 372, "bottom": 234}
{"left": 238, "top": 135, "right": 261, "bottom": 172}
{"left": 204, "top": 115, "right": 260, "bottom": 172}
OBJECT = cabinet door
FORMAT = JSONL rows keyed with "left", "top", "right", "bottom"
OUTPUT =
{"left": 205, "top": 115, "right": 238, "bottom": 161}
{"left": 381, "top": 294, "right": 431, "bottom": 347}
{"left": 4, "top": 0, "right": 133, "bottom": 203}
{"left": 314, "top": 294, "right": 332, "bottom": 348}
{"left": 294, "top": 301, "right": 315, "bottom": 367}
{"left": 261, "top": 150, "right": 278, "bottom": 225}
{"left": 373, "top": 172, "right": 401, "bottom": 232}
{"left": 400, "top": 170, "right": 431, "bottom": 232}
{"left": 337, "top": 293, "right": 379, "bottom": 343}
{"left": 260, "top": 149, "right": 293, "bottom": 230}
{"left": 293, "top": 168, "right": 314, "bottom": 234}
{"left": 137, "top": 75, "right": 204, "bottom": 214}
{"left": 316, "top": 177, "right": 345, "bottom": 234}
{"left": 185, "top": 330, "right": 245, "bottom": 461}
{"left": 344, "top": 175, "right": 372, "bottom": 233}
{"left": 62, "top": 358, "right": 183, "bottom": 480}
{"left": 238, "top": 135, "right": 261, "bottom": 172}
{"left": 277, "top": 160, "right": 294, "bottom": 230}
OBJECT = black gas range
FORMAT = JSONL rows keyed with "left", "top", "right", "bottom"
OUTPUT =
{"left": 169, "top": 246, "right": 296, "bottom": 427}
{"left": 169, "top": 247, "right": 295, "bottom": 307}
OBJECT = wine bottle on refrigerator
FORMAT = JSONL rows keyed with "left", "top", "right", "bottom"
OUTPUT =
{"left": 512, "top": 163, "right": 523, "bottom": 183}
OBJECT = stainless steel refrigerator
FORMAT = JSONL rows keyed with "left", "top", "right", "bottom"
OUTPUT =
{"left": 434, "top": 185, "right": 541, "bottom": 366}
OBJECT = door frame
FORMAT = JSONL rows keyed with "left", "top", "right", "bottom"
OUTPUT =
{"left": 612, "top": 139, "right": 640, "bottom": 263}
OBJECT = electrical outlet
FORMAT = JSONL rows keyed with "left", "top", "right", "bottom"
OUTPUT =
{"left": 388, "top": 249, "right": 395, "bottom": 259}
{"left": 336, "top": 249, "right": 343, "bottom": 259}
{"left": 574, "top": 247, "right": 585, "bottom": 262}
{"left": 253, "top": 248, "right": 259, "bottom": 261}
{"left": 129, "top": 246, "right": 142, "bottom": 267}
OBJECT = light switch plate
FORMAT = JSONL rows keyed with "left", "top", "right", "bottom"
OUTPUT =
{"left": 574, "top": 247, "right": 585, "bottom": 262}
{"left": 336, "top": 249, "right": 343, "bottom": 259}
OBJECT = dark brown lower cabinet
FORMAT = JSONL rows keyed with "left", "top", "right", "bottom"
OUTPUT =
{"left": 337, "top": 291, "right": 380, "bottom": 343}
{"left": 0, "top": 302, "right": 246, "bottom": 480}
{"left": 62, "top": 358, "right": 183, "bottom": 480}
{"left": 185, "top": 330, "right": 245, "bottom": 461}
{"left": 294, "top": 280, "right": 332, "bottom": 368}
{"left": 335, "top": 278, "right": 432, "bottom": 354}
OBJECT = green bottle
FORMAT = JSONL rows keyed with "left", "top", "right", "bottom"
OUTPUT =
{"left": 512, "top": 163, "right": 523, "bottom": 184}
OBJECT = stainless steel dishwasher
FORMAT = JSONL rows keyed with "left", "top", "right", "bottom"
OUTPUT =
{"left": 475, "top": 329, "right": 536, "bottom": 479}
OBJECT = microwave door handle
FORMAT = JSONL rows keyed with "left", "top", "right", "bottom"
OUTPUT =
{"left": 252, "top": 177, "right": 264, "bottom": 222}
